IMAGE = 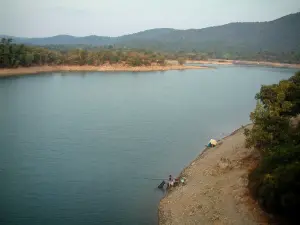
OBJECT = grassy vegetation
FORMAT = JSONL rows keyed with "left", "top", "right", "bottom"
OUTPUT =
{"left": 244, "top": 71, "right": 300, "bottom": 222}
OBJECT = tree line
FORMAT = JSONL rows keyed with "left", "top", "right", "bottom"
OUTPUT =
{"left": 2, "top": 38, "right": 299, "bottom": 69}
{"left": 0, "top": 38, "right": 167, "bottom": 68}
{"left": 245, "top": 71, "right": 300, "bottom": 223}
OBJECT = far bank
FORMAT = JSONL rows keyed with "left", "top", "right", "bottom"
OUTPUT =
{"left": 186, "top": 59, "right": 300, "bottom": 68}
{"left": 0, "top": 64, "right": 207, "bottom": 77}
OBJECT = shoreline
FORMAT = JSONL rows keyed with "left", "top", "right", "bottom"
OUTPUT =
{"left": 1, "top": 60, "right": 298, "bottom": 77}
{"left": 0, "top": 64, "right": 206, "bottom": 77}
{"left": 158, "top": 125, "right": 269, "bottom": 225}
{"left": 187, "top": 59, "right": 300, "bottom": 68}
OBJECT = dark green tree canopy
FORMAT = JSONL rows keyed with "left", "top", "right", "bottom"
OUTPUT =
{"left": 245, "top": 71, "right": 300, "bottom": 223}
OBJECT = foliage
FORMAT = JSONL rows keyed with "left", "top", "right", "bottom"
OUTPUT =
{"left": 248, "top": 144, "right": 300, "bottom": 217}
{"left": 245, "top": 71, "right": 300, "bottom": 221}
{"left": 0, "top": 38, "right": 167, "bottom": 68}
{"left": 177, "top": 57, "right": 186, "bottom": 65}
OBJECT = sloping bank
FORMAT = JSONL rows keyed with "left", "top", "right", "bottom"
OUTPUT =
{"left": 158, "top": 125, "right": 270, "bottom": 225}
{"left": 0, "top": 65, "right": 206, "bottom": 77}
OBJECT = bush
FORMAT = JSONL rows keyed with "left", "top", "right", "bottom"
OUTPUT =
{"left": 127, "top": 57, "right": 142, "bottom": 66}
{"left": 249, "top": 145, "right": 300, "bottom": 217}
{"left": 177, "top": 57, "right": 186, "bottom": 65}
{"left": 245, "top": 71, "right": 300, "bottom": 221}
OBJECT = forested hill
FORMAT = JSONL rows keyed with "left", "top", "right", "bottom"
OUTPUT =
{"left": 2, "top": 12, "right": 300, "bottom": 55}
{"left": 116, "top": 12, "right": 300, "bottom": 53}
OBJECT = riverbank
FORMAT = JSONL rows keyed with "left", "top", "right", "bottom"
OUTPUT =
{"left": 187, "top": 59, "right": 300, "bottom": 68}
{"left": 186, "top": 60, "right": 233, "bottom": 65}
{"left": 159, "top": 125, "right": 270, "bottom": 225}
{"left": 0, "top": 64, "right": 206, "bottom": 77}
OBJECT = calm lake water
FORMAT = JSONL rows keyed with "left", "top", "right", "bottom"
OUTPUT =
{"left": 0, "top": 65, "right": 297, "bottom": 225}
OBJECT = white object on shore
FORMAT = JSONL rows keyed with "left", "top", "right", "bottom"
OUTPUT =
{"left": 210, "top": 139, "right": 217, "bottom": 146}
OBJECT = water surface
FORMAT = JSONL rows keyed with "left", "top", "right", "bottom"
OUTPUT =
{"left": 0, "top": 66, "right": 297, "bottom": 225}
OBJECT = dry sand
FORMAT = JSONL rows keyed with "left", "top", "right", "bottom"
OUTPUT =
{"left": 0, "top": 64, "right": 206, "bottom": 77}
{"left": 159, "top": 125, "right": 270, "bottom": 225}
{"left": 186, "top": 59, "right": 300, "bottom": 68}
{"left": 186, "top": 60, "right": 233, "bottom": 65}
{"left": 231, "top": 60, "right": 300, "bottom": 69}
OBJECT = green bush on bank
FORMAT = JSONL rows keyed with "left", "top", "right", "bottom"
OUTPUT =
{"left": 245, "top": 71, "right": 300, "bottom": 221}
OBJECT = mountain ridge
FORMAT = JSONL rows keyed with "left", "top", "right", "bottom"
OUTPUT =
{"left": 2, "top": 12, "right": 300, "bottom": 53}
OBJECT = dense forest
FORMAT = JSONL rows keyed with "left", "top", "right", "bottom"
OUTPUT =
{"left": 0, "top": 38, "right": 167, "bottom": 68}
{"left": 245, "top": 71, "right": 300, "bottom": 223}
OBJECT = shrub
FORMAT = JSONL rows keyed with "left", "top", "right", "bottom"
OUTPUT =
{"left": 245, "top": 71, "right": 300, "bottom": 221}
{"left": 248, "top": 144, "right": 300, "bottom": 217}
{"left": 127, "top": 57, "right": 142, "bottom": 66}
{"left": 177, "top": 57, "right": 186, "bottom": 65}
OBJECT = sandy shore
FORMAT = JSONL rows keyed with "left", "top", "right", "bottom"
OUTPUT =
{"left": 187, "top": 59, "right": 300, "bottom": 68}
{"left": 186, "top": 60, "right": 233, "bottom": 65}
{"left": 159, "top": 125, "right": 270, "bottom": 225}
{"left": 0, "top": 64, "right": 206, "bottom": 77}
{"left": 231, "top": 60, "right": 300, "bottom": 69}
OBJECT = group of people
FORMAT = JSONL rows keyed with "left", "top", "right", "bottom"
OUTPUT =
{"left": 167, "top": 175, "right": 186, "bottom": 188}
{"left": 159, "top": 139, "right": 218, "bottom": 190}
{"left": 168, "top": 175, "right": 176, "bottom": 188}
{"left": 157, "top": 174, "right": 186, "bottom": 189}
{"left": 159, "top": 139, "right": 217, "bottom": 190}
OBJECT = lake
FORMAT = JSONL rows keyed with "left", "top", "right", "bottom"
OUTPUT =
{"left": 0, "top": 65, "right": 297, "bottom": 225}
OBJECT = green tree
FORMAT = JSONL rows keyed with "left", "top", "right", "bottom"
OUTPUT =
{"left": 245, "top": 71, "right": 300, "bottom": 222}
{"left": 177, "top": 57, "right": 185, "bottom": 65}
{"left": 156, "top": 55, "right": 165, "bottom": 66}
{"left": 128, "top": 57, "right": 142, "bottom": 66}
{"left": 24, "top": 53, "right": 34, "bottom": 66}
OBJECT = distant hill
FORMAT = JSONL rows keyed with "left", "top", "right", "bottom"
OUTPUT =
{"left": 3, "top": 35, "right": 113, "bottom": 46}
{"left": 2, "top": 12, "right": 300, "bottom": 54}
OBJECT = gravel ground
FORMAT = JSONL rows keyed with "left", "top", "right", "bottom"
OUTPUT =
{"left": 159, "top": 125, "right": 270, "bottom": 225}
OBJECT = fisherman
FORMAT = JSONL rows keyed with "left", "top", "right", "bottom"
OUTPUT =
{"left": 158, "top": 175, "right": 186, "bottom": 189}
{"left": 168, "top": 175, "right": 175, "bottom": 188}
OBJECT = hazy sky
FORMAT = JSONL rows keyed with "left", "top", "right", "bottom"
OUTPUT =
{"left": 1, "top": 0, "right": 300, "bottom": 37}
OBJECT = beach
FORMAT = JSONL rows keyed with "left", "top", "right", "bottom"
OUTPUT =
{"left": 186, "top": 60, "right": 233, "bottom": 65}
{"left": 1, "top": 60, "right": 299, "bottom": 77}
{"left": 0, "top": 64, "right": 206, "bottom": 77}
{"left": 159, "top": 125, "right": 270, "bottom": 225}
{"left": 186, "top": 59, "right": 300, "bottom": 68}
